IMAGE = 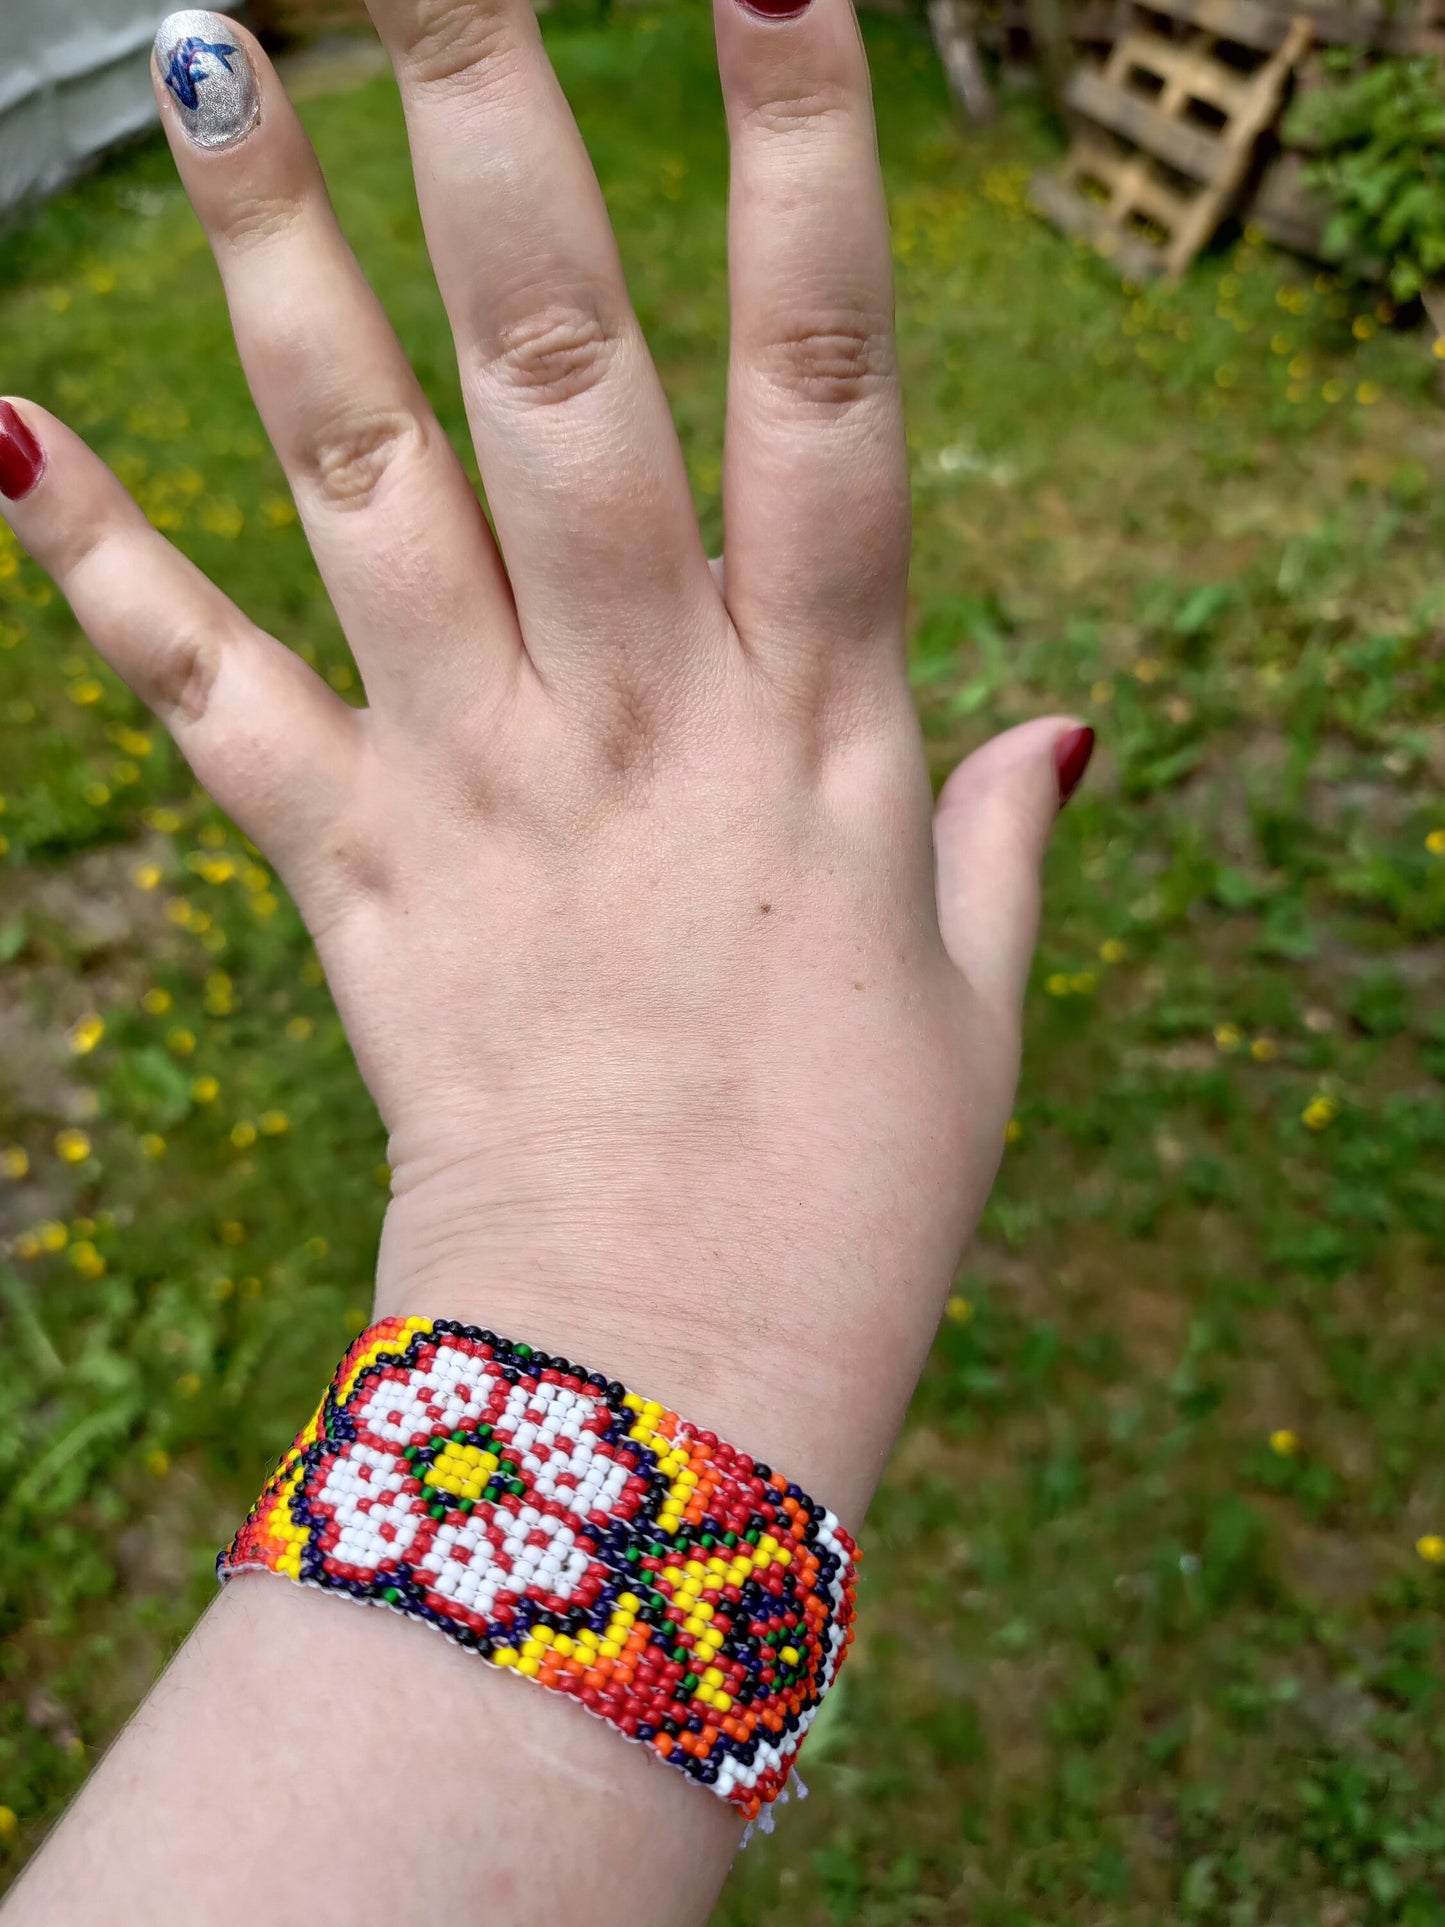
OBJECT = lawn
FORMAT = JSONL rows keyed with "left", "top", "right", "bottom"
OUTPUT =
{"left": 1, "top": 6, "right": 1443, "bottom": 1921}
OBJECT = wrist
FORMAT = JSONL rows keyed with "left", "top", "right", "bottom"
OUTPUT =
{"left": 369, "top": 1148, "right": 948, "bottom": 1527}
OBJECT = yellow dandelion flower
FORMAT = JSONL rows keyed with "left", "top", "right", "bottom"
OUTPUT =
{"left": 82, "top": 781, "right": 111, "bottom": 808}
{"left": 1417, "top": 1534, "right": 1445, "bottom": 1565}
{"left": 68, "top": 1013, "right": 104, "bottom": 1055}
{"left": 259, "top": 1109, "right": 289, "bottom": 1136}
{"left": 285, "top": 1016, "right": 314, "bottom": 1042}
{"left": 1004, "top": 1117, "right": 1023, "bottom": 1145}
{"left": 200, "top": 499, "right": 245, "bottom": 540}
{"left": 198, "top": 824, "right": 227, "bottom": 850}
{"left": 1425, "top": 829, "right": 1445, "bottom": 856}
{"left": 230, "top": 1120, "right": 257, "bottom": 1149}
{"left": 12, "top": 1231, "right": 40, "bottom": 1260}
{"left": 1045, "top": 973, "right": 1073, "bottom": 997}
{"left": 167, "top": 1027, "right": 197, "bottom": 1056}
{"left": 111, "top": 760, "right": 140, "bottom": 785}
{"left": 305, "top": 1236, "right": 329, "bottom": 1261}
{"left": 1069, "top": 972, "right": 1098, "bottom": 996}
{"left": 140, "top": 1133, "right": 167, "bottom": 1161}
{"left": 1133, "top": 658, "right": 1162, "bottom": 683}
{"left": 1214, "top": 1023, "right": 1243, "bottom": 1052}
{"left": 191, "top": 1074, "right": 220, "bottom": 1104}
{"left": 1303, "top": 1096, "right": 1339, "bottom": 1131}
{"left": 220, "top": 1219, "right": 246, "bottom": 1246}
{"left": 55, "top": 1129, "right": 91, "bottom": 1164}
{"left": 67, "top": 679, "right": 104, "bottom": 706}
{"left": 141, "top": 987, "right": 172, "bottom": 1015}
{"left": 111, "top": 726, "right": 153, "bottom": 759}
{"left": 945, "top": 1294, "right": 974, "bottom": 1324}
{"left": 164, "top": 897, "right": 192, "bottom": 927}
{"left": 175, "top": 1371, "right": 202, "bottom": 1399}
{"left": 0, "top": 1807, "right": 17, "bottom": 1840}
{"left": 132, "top": 863, "right": 163, "bottom": 891}
{"left": 1269, "top": 1429, "right": 1300, "bottom": 1458}
{"left": 1090, "top": 680, "right": 1115, "bottom": 706}
{"left": 210, "top": 1275, "right": 234, "bottom": 1302}
{"left": 198, "top": 856, "right": 236, "bottom": 885}
{"left": 1250, "top": 1036, "right": 1279, "bottom": 1063}
{"left": 251, "top": 892, "right": 279, "bottom": 919}
{"left": 2, "top": 1145, "right": 30, "bottom": 1180}
{"left": 373, "top": 1161, "right": 392, "bottom": 1187}
{"left": 146, "top": 1448, "right": 171, "bottom": 1479}
{"left": 1434, "top": 338, "right": 1445, "bottom": 361}
{"left": 300, "top": 958, "right": 325, "bottom": 988}
{"left": 1351, "top": 314, "right": 1375, "bottom": 340}
{"left": 1214, "top": 365, "right": 1238, "bottom": 389}
{"left": 38, "top": 1220, "right": 68, "bottom": 1252}
{"left": 1322, "top": 380, "right": 1344, "bottom": 404}
{"left": 260, "top": 493, "right": 298, "bottom": 529}
{"left": 1099, "top": 938, "right": 1128, "bottom": 965}
{"left": 241, "top": 862, "right": 270, "bottom": 893}
{"left": 69, "top": 1240, "right": 105, "bottom": 1279}
{"left": 143, "top": 807, "right": 183, "bottom": 834}
{"left": 1355, "top": 381, "right": 1381, "bottom": 406}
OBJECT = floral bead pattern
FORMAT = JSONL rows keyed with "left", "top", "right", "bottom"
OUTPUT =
{"left": 219, "top": 1316, "right": 859, "bottom": 1816}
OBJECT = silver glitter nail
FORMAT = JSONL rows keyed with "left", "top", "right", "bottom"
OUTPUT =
{"left": 153, "top": 11, "right": 259, "bottom": 149}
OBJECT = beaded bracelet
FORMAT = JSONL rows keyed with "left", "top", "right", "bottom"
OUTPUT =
{"left": 219, "top": 1315, "right": 858, "bottom": 1817}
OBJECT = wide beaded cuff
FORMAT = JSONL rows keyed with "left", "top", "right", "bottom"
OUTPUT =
{"left": 219, "top": 1315, "right": 859, "bottom": 1816}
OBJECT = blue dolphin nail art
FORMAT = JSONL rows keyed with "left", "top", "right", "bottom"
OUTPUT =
{"left": 161, "top": 34, "right": 241, "bottom": 112}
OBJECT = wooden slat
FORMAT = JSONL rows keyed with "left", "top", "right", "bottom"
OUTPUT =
{"left": 1116, "top": 36, "right": 1273, "bottom": 115}
{"left": 1120, "top": 0, "right": 1297, "bottom": 52}
{"left": 1028, "top": 171, "right": 1175, "bottom": 280}
{"left": 1070, "top": 68, "right": 1240, "bottom": 182}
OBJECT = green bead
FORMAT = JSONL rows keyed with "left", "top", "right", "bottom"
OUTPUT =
{"left": 451, "top": 1429, "right": 468, "bottom": 1444}
{"left": 514, "top": 1343, "right": 533, "bottom": 1359}
{"left": 682, "top": 1672, "right": 699, "bottom": 1692}
{"left": 402, "top": 1445, "right": 419, "bottom": 1461}
{"left": 509, "top": 1479, "right": 526, "bottom": 1497}
{"left": 722, "top": 1532, "right": 737, "bottom": 1548}
{"left": 430, "top": 1504, "right": 447, "bottom": 1520}
{"left": 745, "top": 1528, "right": 760, "bottom": 1544}
{"left": 382, "top": 1586, "right": 401, "bottom": 1603}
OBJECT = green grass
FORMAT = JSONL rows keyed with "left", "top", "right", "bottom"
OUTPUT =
{"left": 2, "top": 7, "right": 1444, "bottom": 1920}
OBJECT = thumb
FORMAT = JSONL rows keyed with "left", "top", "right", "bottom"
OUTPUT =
{"left": 933, "top": 717, "right": 1095, "bottom": 1012}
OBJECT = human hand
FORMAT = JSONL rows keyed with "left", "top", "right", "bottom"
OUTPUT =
{"left": 0, "top": 0, "right": 1090, "bottom": 1520}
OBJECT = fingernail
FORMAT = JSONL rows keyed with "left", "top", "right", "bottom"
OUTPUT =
{"left": 0, "top": 401, "right": 45, "bottom": 502}
{"left": 153, "top": 12, "right": 259, "bottom": 149}
{"left": 736, "top": 0, "right": 814, "bottom": 17}
{"left": 1054, "top": 725, "right": 1094, "bottom": 809}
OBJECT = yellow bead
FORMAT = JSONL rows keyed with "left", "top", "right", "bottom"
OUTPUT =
{"left": 517, "top": 1656, "right": 540, "bottom": 1678}
{"left": 619, "top": 1592, "right": 641, "bottom": 1612}
{"left": 683, "top": 1615, "right": 706, "bottom": 1637}
{"left": 598, "top": 1640, "right": 621, "bottom": 1660}
{"left": 533, "top": 1625, "right": 555, "bottom": 1646}
{"left": 694, "top": 1683, "right": 715, "bottom": 1705}
{"left": 622, "top": 1392, "right": 644, "bottom": 1413}
{"left": 713, "top": 1691, "right": 732, "bottom": 1712}
{"left": 703, "top": 1667, "right": 725, "bottom": 1688}
{"left": 494, "top": 1648, "right": 519, "bottom": 1668}
{"left": 781, "top": 1646, "right": 800, "bottom": 1664}
{"left": 554, "top": 1635, "right": 575, "bottom": 1657}
{"left": 521, "top": 1640, "right": 543, "bottom": 1661}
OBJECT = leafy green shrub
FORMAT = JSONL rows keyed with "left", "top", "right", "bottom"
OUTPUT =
{"left": 1286, "top": 52, "right": 1445, "bottom": 303}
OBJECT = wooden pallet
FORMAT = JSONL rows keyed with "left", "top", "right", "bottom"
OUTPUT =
{"left": 1030, "top": 0, "right": 1312, "bottom": 277}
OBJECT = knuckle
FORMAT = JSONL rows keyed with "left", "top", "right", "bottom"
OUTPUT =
{"left": 397, "top": 0, "right": 525, "bottom": 94}
{"left": 483, "top": 298, "right": 623, "bottom": 409}
{"left": 140, "top": 625, "right": 223, "bottom": 727}
{"left": 219, "top": 188, "right": 303, "bottom": 252}
{"left": 295, "top": 408, "right": 427, "bottom": 513}
{"left": 740, "top": 80, "right": 853, "bottom": 141}
{"left": 754, "top": 313, "right": 895, "bottom": 414}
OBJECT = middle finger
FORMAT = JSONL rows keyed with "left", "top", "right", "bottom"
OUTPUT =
{"left": 367, "top": 0, "right": 724, "bottom": 693}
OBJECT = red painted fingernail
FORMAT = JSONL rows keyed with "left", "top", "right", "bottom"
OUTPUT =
{"left": 736, "top": 0, "right": 813, "bottom": 17}
{"left": 0, "top": 401, "right": 44, "bottom": 501}
{"left": 1054, "top": 725, "right": 1094, "bottom": 809}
